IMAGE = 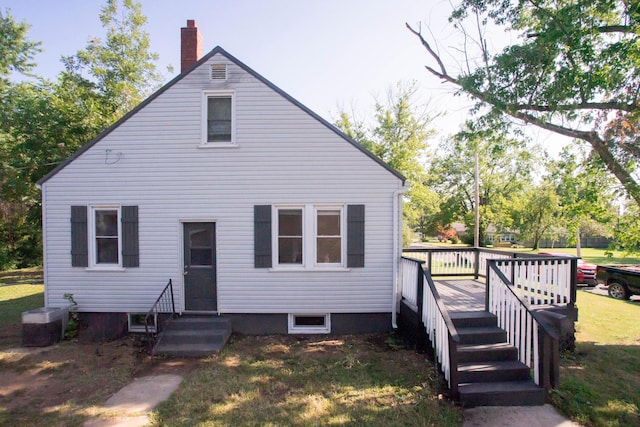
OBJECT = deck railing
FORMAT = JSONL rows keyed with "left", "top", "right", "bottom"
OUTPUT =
{"left": 487, "top": 260, "right": 560, "bottom": 389}
{"left": 144, "top": 279, "right": 176, "bottom": 353}
{"left": 401, "top": 256, "right": 460, "bottom": 397}
{"left": 403, "top": 247, "right": 577, "bottom": 307}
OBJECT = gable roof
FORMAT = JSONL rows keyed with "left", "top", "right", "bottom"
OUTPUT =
{"left": 37, "top": 46, "right": 406, "bottom": 186}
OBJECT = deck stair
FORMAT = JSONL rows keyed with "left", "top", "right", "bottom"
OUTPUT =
{"left": 152, "top": 315, "right": 231, "bottom": 357}
{"left": 450, "top": 310, "right": 546, "bottom": 407}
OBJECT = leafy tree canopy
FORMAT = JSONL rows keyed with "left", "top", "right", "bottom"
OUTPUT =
{"left": 428, "top": 117, "right": 541, "bottom": 245}
{"left": 408, "top": 0, "right": 640, "bottom": 207}
{"left": 335, "top": 81, "right": 439, "bottom": 235}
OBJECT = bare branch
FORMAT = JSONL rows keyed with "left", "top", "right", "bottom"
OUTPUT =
{"left": 406, "top": 23, "right": 449, "bottom": 79}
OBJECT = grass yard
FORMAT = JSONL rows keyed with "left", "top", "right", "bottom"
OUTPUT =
{"left": 551, "top": 290, "right": 640, "bottom": 426}
{"left": 533, "top": 248, "right": 640, "bottom": 265}
{"left": 150, "top": 334, "right": 462, "bottom": 427}
{"left": 0, "top": 268, "right": 462, "bottom": 426}
{"left": 0, "top": 268, "right": 44, "bottom": 349}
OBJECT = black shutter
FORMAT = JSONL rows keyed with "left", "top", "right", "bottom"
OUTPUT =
{"left": 347, "top": 204, "right": 365, "bottom": 268}
{"left": 254, "top": 205, "right": 272, "bottom": 268}
{"left": 70, "top": 206, "right": 88, "bottom": 267}
{"left": 121, "top": 206, "right": 139, "bottom": 268}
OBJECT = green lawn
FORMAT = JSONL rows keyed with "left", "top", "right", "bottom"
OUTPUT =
{"left": 533, "top": 247, "right": 640, "bottom": 265}
{"left": 0, "top": 268, "right": 44, "bottom": 348}
{"left": 551, "top": 290, "right": 640, "bottom": 426}
{"left": 150, "top": 335, "right": 463, "bottom": 427}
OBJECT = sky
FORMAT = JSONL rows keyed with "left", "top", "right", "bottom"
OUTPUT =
{"left": 3, "top": 0, "right": 568, "bottom": 154}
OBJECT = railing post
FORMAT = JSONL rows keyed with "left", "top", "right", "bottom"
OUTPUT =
{"left": 474, "top": 248, "right": 480, "bottom": 279}
{"left": 448, "top": 333, "right": 459, "bottom": 401}
{"left": 538, "top": 329, "right": 551, "bottom": 391}
{"left": 569, "top": 259, "right": 577, "bottom": 307}
{"left": 416, "top": 263, "right": 424, "bottom": 319}
{"left": 169, "top": 279, "right": 176, "bottom": 318}
{"left": 485, "top": 261, "right": 491, "bottom": 311}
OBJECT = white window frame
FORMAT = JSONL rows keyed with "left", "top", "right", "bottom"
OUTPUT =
{"left": 288, "top": 313, "right": 331, "bottom": 334}
{"left": 274, "top": 205, "right": 305, "bottom": 269}
{"left": 89, "top": 205, "right": 122, "bottom": 269}
{"left": 200, "top": 90, "right": 236, "bottom": 148}
{"left": 272, "top": 204, "right": 346, "bottom": 270}
{"left": 314, "top": 206, "right": 344, "bottom": 267}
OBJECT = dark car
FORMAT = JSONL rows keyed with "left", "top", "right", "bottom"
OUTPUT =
{"left": 537, "top": 252, "right": 597, "bottom": 286}
{"left": 596, "top": 265, "right": 640, "bottom": 300}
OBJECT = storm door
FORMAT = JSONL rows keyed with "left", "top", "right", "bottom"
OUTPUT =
{"left": 183, "top": 222, "right": 217, "bottom": 311}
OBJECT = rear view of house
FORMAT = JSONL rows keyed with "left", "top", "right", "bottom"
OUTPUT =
{"left": 37, "top": 21, "right": 406, "bottom": 340}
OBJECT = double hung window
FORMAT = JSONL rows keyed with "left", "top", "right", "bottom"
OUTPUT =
{"left": 91, "top": 206, "right": 121, "bottom": 267}
{"left": 275, "top": 205, "right": 344, "bottom": 268}
{"left": 202, "top": 91, "right": 235, "bottom": 146}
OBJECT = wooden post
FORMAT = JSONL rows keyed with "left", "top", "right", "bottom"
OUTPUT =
{"left": 448, "top": 334, "right": 459, "bottom": 401}
{"left": 417, "top": 263, "right": 425, "bottom": 319}
{"left": 474, "top": 248, "right": 480, "bottom": 279}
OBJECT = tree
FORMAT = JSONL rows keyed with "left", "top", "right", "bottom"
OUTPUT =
{"left": 510, "top": 181, "right": 561, "bottom": 250}
{"left": 614, "top": 202, "right": 640, "bottom": 254}
{"left": 548, "top": 144, "right": 617, "bottom": 256}
{"left": 407, "top": 0, "right": 640, "bottom": 208}
{"left": 0, "top": 0, "right": 163, "bottom": 268}
{"left": 0, "top": 9, "right": 41, "bottom": 81}
{"left": 428, "top": 119, "right": 540, "bottom": 245}
{"left": 61, "top": 0, "right": 163, "bottom": 123}
{"left": 335, "top": 81, "right": 439, "bottom": 237}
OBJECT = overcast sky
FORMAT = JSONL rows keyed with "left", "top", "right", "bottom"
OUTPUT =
{"left": 4, "top": 0, "right": 568, "bottom": 154}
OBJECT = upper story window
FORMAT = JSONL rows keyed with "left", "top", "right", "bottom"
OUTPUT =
{"left": 201, "top": 91, "right": 236, "bottom": 147}
{"left": 91, "top": 206, "right": 121, "bottom": 267}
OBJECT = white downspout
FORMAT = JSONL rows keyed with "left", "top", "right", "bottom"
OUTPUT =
{"left": 391, "top": 184, "right": 408, "bottom": 329}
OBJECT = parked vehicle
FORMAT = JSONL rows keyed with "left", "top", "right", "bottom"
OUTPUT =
{"left": 596, "top": 265, "right": 640, "bottom": 300}
{"left": 537, "top": 252, "right": 597, "bottom": 286}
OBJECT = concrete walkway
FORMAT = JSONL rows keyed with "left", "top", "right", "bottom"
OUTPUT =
{"left": 84, "top": 374, "right": 183, "bottom": 427}
{"left": 463, "top": 404, "right": 582, "bottom": 427}
{"left": 81, "top": 367, "right": 581, "bottom": 427}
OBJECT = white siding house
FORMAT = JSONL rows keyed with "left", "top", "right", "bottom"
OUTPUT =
{"left": 37, "top": 22, "right": 406, "bottom": 338}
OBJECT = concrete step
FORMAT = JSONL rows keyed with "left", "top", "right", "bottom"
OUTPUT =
{"left": 152, "top": 315, "right": 231, "bottom": 357}
{"left": 450, "top": 311, "right": 497, "bottom": 329}
{"left": 457, "top": 326, "right": 507, "bottom": 345}
{"left": 160, "top": 329, "right": 227, "bottom": 345}
{"left": 166, "top": 316, "right": 230, "bottom": 330}
{"left": 458, "top": 360, "right": 531, "bottom": 383}
{"left": 458, "top": 380, "right": 546, "bottom": 407}
{"left": 152, "top": 342, "right": 226, "bottom": 357}
{"left": 457, "top": 342, "right": 519, "bottom": 363}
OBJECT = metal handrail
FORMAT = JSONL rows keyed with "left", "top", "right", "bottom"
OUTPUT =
{"left": 144, "top": 279, "right": 176, "bottom": 353}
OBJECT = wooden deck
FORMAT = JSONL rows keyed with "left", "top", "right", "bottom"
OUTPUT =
{"left": 434, "top": 279, "right": 486, "bottom": 312}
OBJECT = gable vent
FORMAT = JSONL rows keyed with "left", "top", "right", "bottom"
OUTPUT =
{"left": 210, "top": 64, "right": 227, "bottom": 80}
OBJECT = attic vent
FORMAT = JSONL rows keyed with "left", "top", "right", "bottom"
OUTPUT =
{"left": 210, "top": 64, "right": 227, "bottom": 80}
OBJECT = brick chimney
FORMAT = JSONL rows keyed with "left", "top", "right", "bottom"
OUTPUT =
{"left": 181, "top": 20, "right": 203, "bottom": 73}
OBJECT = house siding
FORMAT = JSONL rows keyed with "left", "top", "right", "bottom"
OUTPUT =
{"left": 41, "top": 52, "right": 403, "bottom": 317}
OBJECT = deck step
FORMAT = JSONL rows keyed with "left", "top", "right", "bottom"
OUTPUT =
{"left": 458, "top": 360, "right": 531, "bottom": 383}
{"left": 152, "top": 315, "right": 231, "bottom": 357}
{"left": 457, "top": 342, "right": 518, "bottom": 363}
{"left": 457, "top": 326, "right": 507, "bottom": 344}
{"left": 450, "top": 311, "right": 497, "bottom": 328}
{"left": 459, "top": 380, "right": 545, "bottom": 407}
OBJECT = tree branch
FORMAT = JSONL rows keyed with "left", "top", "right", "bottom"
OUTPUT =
{"left": 511, "top": 101, "right": 639, "bottom": 113}
{"left": 406, "top": 23, "right": 449, "bottom": 80}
